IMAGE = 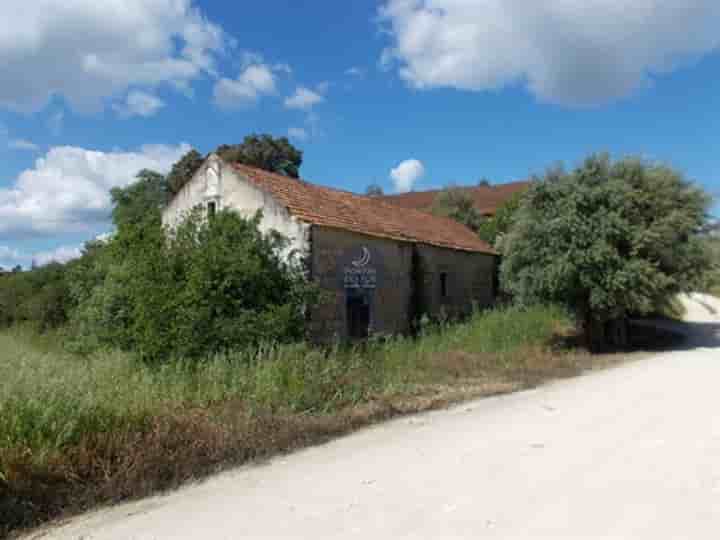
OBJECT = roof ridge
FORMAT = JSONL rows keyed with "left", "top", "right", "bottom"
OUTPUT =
{"left": 381, "top": 179, "right": 532, "bottom": 198}
{"left": 229, "top": 162, "right": 496, "bottom": 255}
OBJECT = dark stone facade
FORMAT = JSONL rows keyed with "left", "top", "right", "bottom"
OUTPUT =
{"left": 308, "top": 226, "right": 496, "bottom": 342}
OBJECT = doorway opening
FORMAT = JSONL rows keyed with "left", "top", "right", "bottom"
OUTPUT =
{"left": 346, "top": 289, "right": 371, "bottom": 339}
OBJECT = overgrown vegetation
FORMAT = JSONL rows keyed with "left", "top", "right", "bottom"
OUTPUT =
{"left": 430, "top": 185, "right": 526, "bottom": 249}
{"left": 1, "top": 304, "right": 584, "bottom": 536}
{"left": 430, "top": 187, "right": 485, "bottom": 233}
{"left": 501, "top": 154, "right": 712, "bottom": 348}
{"left": 476, "top": 190, "right": 525, "bottom": 249}
{"left": 0, "top": 158, "right": 315, "bottom": 363}
{"left": 0, "top": 147, "right": 715, "bottom": 536}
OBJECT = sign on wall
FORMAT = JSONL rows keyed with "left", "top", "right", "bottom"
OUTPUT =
{"left": 338, "top": 246, "right": 384, "bottom": 290}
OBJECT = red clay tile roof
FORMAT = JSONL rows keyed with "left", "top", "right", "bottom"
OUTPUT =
{"left": 380, "top": 181, "right": 531, "bottom": 216}
{"left": 231, "top": 163, "right": 496, "bottom": 255}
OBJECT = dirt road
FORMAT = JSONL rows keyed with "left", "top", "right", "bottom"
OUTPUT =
{"left": 37, "top": 294, "right": 720, "bottom": 539}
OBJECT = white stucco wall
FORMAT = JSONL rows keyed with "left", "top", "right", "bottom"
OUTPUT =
{"left": 161, "top": 154, "right": 311, "bottom": 264}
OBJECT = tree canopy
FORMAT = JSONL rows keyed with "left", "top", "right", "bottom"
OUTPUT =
{"left": 110, "top": 169, "right": 169, "bottom": 229}
{"left": 167, "top": 149, "right": 204, "bottom": 195}
{"left": 476, "top": 190, "right": 526, "bottom": 249}
{"left": 166, "top": 135, "right": 304, "bottom": 196}
{"left": 216, "top": 134, "right": 303, "bottom": 179}
{"left": 430, "top": 187, "right": 485, "bottom": 233}
{"left": 500, "top": 154, "right": 712, "bottom": 346}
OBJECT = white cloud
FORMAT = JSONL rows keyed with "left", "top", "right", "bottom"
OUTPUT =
{"left": 213, "top": 64, "right": 277, "bottom": 109}
{"left": 0, "top": 243, "right": 84, "bottom": 268}
{"left": 0, "top": 143, "right": 190, "bottom": 237}
{"left": 379, "top": 0, "right": 720, "bottom": 106}
{"left": 9, "top": 139, "right": 39, "bottom": 151}
{"left": 0, "top": 246, "right": 23, "bottom": 268}
{"left": 284, "top": 87, "right": 325, "bottom": 110}
{"left": 113, "top": 91, "right": 165, "bottom": 118}
{"left": 287, "top": 127, "right": 308, "bottom": 141}
{"left": 33, "top": 245, "right": 83, "bottom": 266}
{"left": 390, "top": 159, "right": 425, "bottom": 192}
{"left": 0, "top": 0, "right": 227, "bottom": 113}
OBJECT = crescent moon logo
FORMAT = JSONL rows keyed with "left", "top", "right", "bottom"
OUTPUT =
{"left": 352, "top": 246, "right": 371, "bottom": 268}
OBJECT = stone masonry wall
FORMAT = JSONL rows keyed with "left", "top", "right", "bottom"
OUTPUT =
{"left": 309, "top": 227, "right": 413, "bottom": 342}
{"left": 413, "top": 245, "right": 496, "bottom": 320}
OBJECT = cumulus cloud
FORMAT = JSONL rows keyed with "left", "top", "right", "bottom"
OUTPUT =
{"left": 0, "top": 246, "right": 23, "bottom": 268}
{"left": 113, "top": 91, "right": 165, "bottom": 118}
{"left": 0, "top": 0, "right": 227, "bottom": 113}
{"left": 32, "top": 245, "right": 84, "bottom": 266}
{"left": 9, "top": 139, "right": 39, "bottom": 151}
{"left": 378, "top": 0, "right": 720, "bottom": 106}
{"left": 287, "top": 127, "right": 308, "bottom": 141}
{"left": 0, "top": 143, "right": 190, "bottom": 238}
{"left": 0, "top": 243, "right": 84, "bottom": 269}
{"left": 390, "top": 159, "right": 425, "bottom": 192}
{"left": 213, "top": 64, "right": 277, "bottom": 109}
{"left": 284, "top": 87, "right": 325, "bottom": 110}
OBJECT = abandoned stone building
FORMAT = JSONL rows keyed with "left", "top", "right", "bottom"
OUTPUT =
{"left": 162, "top": 154, "right": 498, "bottom": 341}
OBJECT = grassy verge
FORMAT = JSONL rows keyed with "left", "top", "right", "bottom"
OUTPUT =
{"left": 0, "top": 305, "right": 615, "bottom": 537}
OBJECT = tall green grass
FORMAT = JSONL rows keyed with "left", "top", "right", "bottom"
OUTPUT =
{"left": 0, "top": 305, "right": 570, "bottom": 461}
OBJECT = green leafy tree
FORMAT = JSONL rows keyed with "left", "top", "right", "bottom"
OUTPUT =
{"left": 167, "top": 149, "right": 205, "bottom": 195}
{"left": 165, "top": 135, "right": 304, "bottom": 195}
{"left": 0, "top": 261, "right": 70, "bottom": 331}
{"left": 431, "top": 187, "right": 485, "bottom": 233}
{"left": 126, "top": 209, "right": 316, "bottom": 361}
{"left": 477, "top": 190, "right": 526, "bottom": 249}
{"left": 217, "top": 134, "right": 303, "bottom": 178}
{"left": 110, "top": 169, "right": 169, "bottom": 229}
{"left": 501, "top": 154, "right": 712, "bottom": 348}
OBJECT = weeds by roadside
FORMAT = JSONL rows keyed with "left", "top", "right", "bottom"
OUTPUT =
{"left": 0, "top": 305, "right": 609, "bottom": 538}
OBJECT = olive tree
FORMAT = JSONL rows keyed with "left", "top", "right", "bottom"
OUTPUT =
{"left": 501, "top": 154, "right": 712, "bottom": 348}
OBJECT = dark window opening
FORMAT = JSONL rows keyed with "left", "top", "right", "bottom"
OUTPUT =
{"left": 347, "top": 290, "right": 371, "bottom": 339}
{"left": 207, "top": 201, "right": 217, "bottom": 219}
{"left": 440, "top": 272, "right": 448, "bottom": 298}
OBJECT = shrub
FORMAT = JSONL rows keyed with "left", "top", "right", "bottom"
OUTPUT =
{"left": 0, "top": 262, "right": 70, "bottom": 332}
{"left": 67, "top": 209, "right": 317, "bottom": 361}
{"left": 501, "top": 154, "right": 712, "bottom": 346}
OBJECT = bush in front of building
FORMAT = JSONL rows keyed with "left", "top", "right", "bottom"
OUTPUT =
{"left": 66, "top": 208, "right": 317, "bottom": 362}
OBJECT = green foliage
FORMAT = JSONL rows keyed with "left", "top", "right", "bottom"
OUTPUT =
{"left": 700, "top": 236, "right": 720, "bottom": 295}
{"left": 431, "top": 186, "right": 485, "bottom": 233}
{"left": 501, "top": 154, "right": 712, "bottom": 340}
{"left": 0, "top": 303, "right": 568, "bottom": 455}
{"left": 166, "top": 135, "right": 304, "bottom": 195}
{"left": 67, "top": 208, "right": 316, "bottom": 361}
{"left": 0, "top": 263, "right": 70, "bottom": 332}
{"left": 110, "top": 169, "right": 169, "bottom": 229}
{"left": 167, "top": 149, "right": 205, "bottom": 195}
{"left": 216, "top": 134, "right": 303, "bottom": 178}
{"left": 365, "top": 183, "right": 384, "bottom": 196}
{"left": 477, "top": 190, "right": 526, "bottom": 249}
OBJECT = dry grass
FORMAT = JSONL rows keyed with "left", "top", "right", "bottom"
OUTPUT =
{"left": 1, "top": 305, "right": 673, "bottom": 539}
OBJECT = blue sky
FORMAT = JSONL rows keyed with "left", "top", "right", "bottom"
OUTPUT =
{"left": 1, "top": 0, "right": 719, "bottom": 267}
